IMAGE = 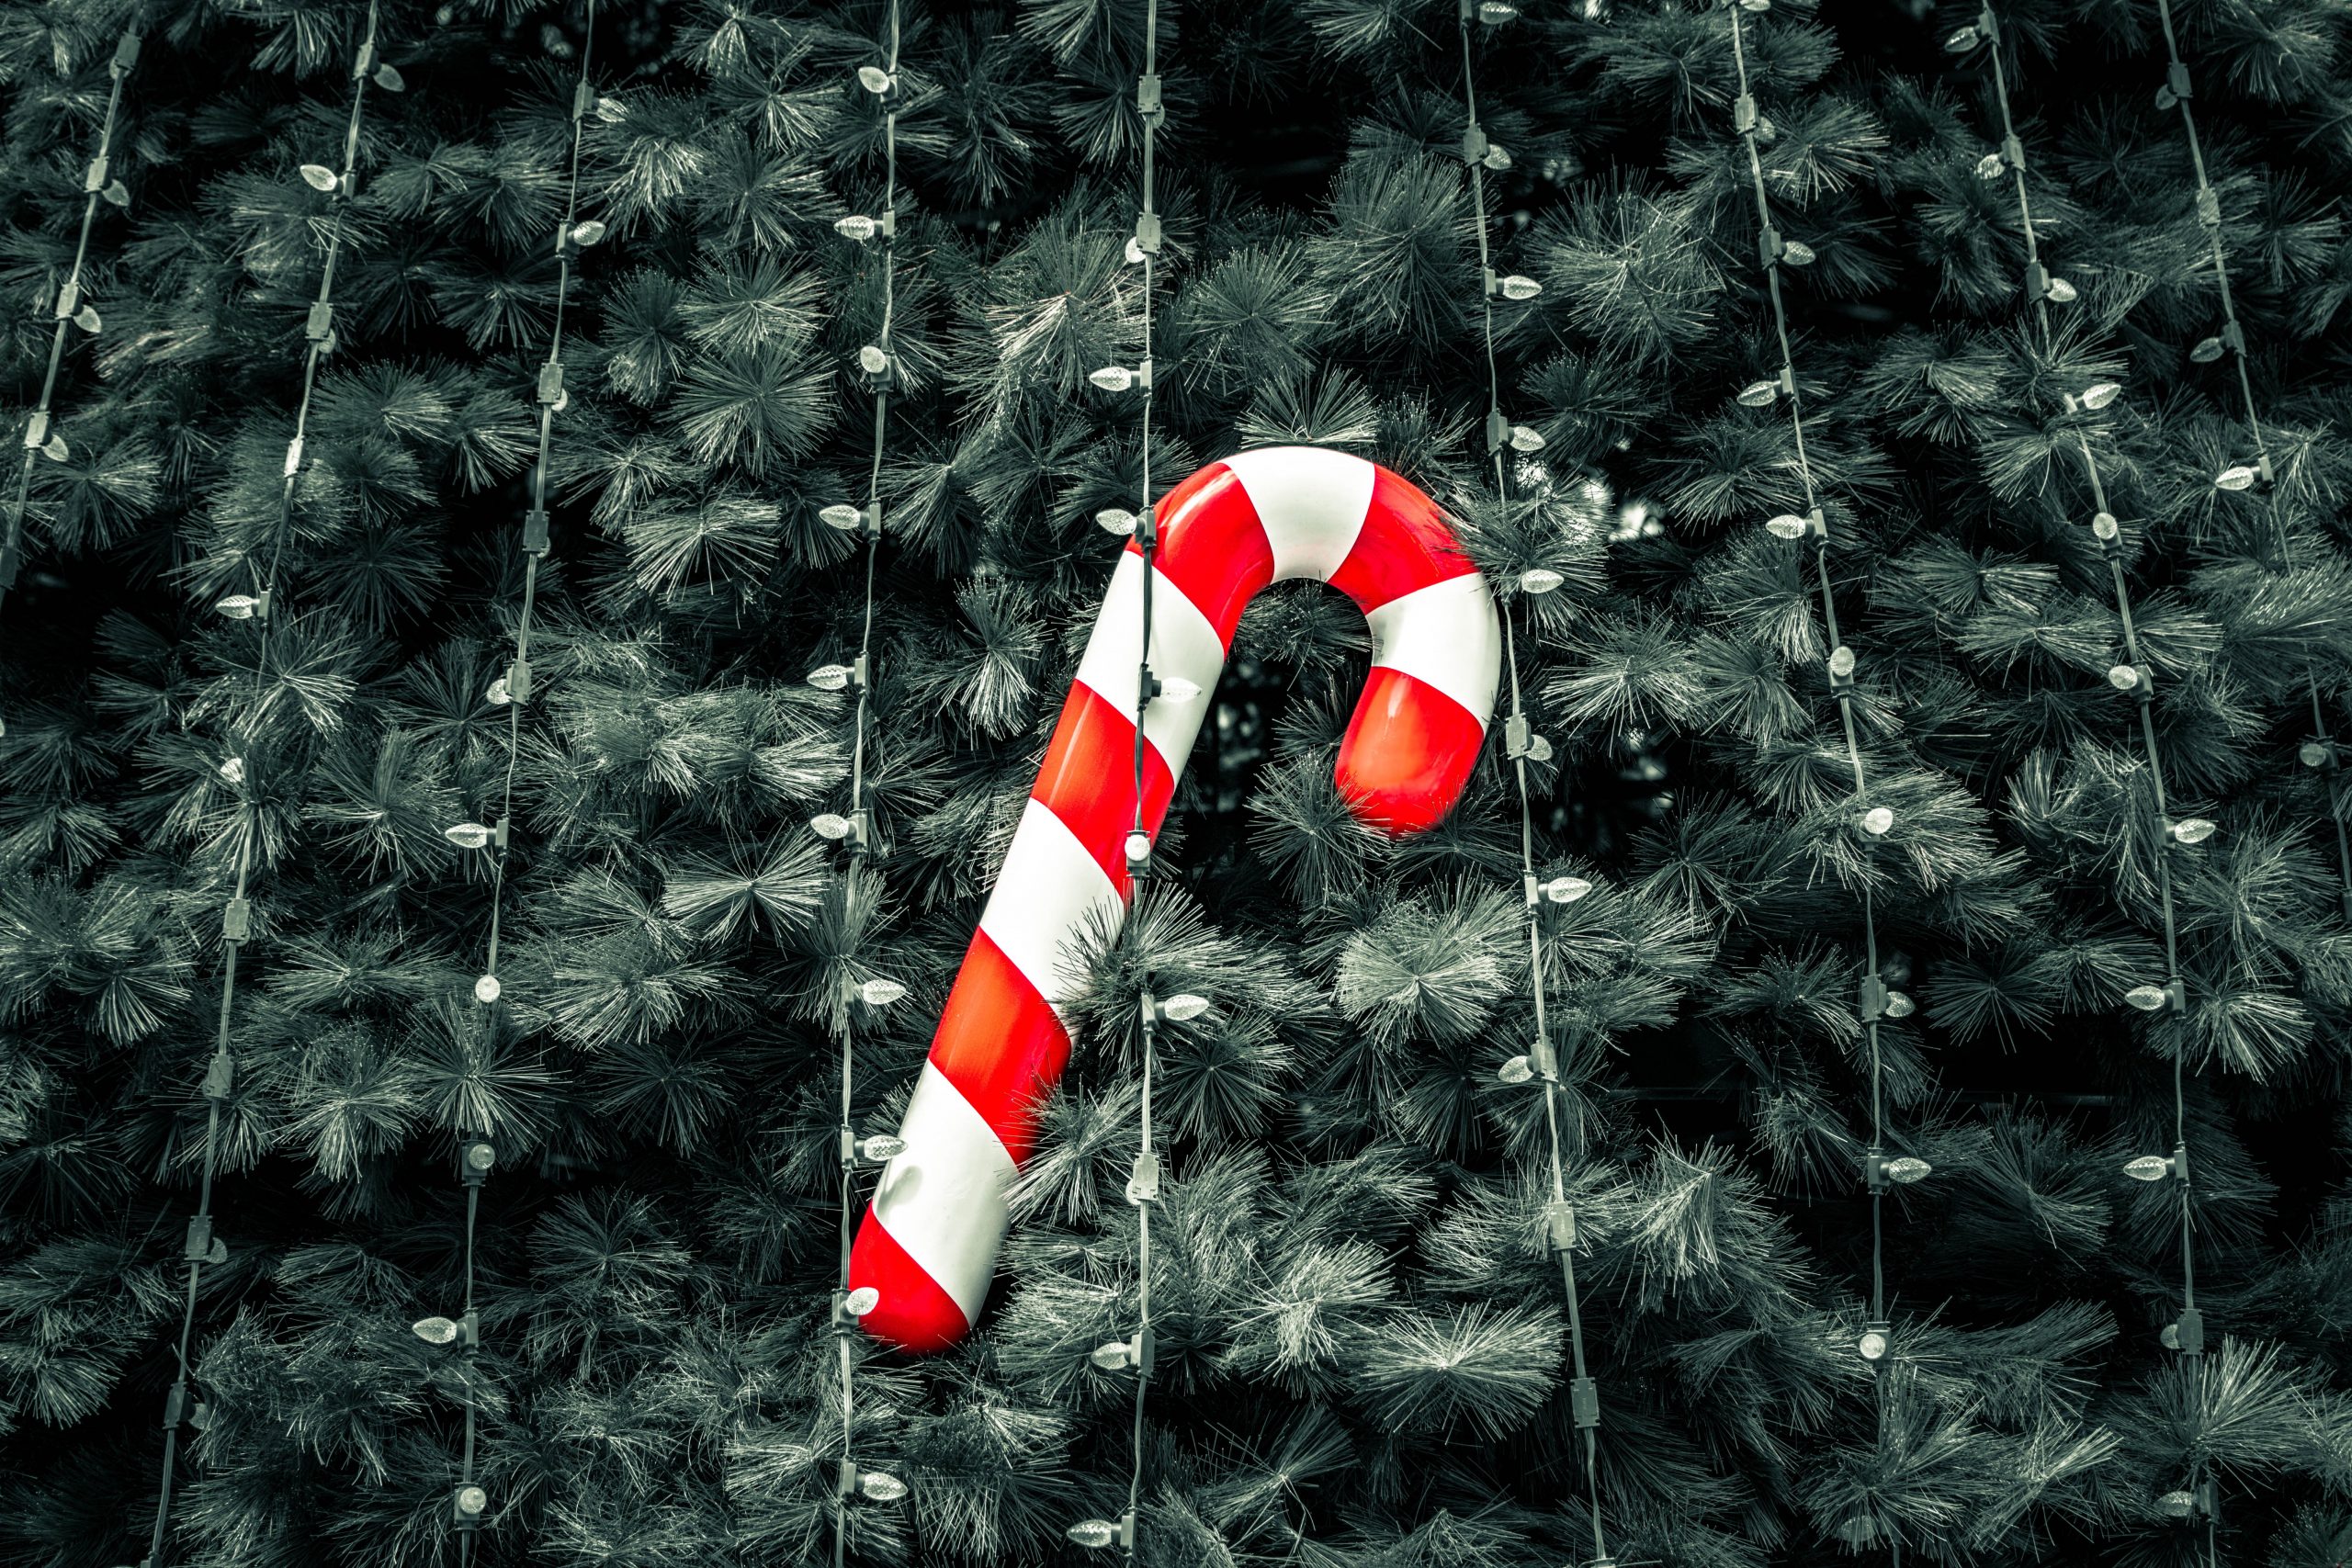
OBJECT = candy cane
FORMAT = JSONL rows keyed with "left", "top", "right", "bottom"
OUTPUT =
{"left": 849, "top": 446, "right": 1501, "bottom": 1350}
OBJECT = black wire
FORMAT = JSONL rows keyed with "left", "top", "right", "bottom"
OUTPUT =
{"left": 0, "top": 19, "right": 139, "bottom": 638}
{"left": 141, "top": 8, "right": 388, "bottom": 1563}
{"left": 1723, "top": 6, "right": 1902, "bottom": 1561}
{"left": 1968, "top": 7, "right": 2213, "bottom": 1551}
{"left": 1460, "top": 9, "right": 1610, "bottom": 1562}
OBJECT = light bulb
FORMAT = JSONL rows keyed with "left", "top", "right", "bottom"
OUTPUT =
{"left": 1856, "top": 1327, "right": 1890, "bottom": 1361}
{"left": 2124, "top": 985, "right": 2168, "bottom": 1012}
{"left": 1738, "top": 0, "right": 1770, "bottom": 11}
{"left": 858, "top": 977, "right": 907, "bottom": 1007}
{"left": 1883, "top": 1156, "right": 1931, "bottom": 1184}
{"left": 1944, "top": 24, "right": 1983, "bottom": 51}
{"left": 445, "top": 822, "right": 493, "bottom": 850}
{"left": 215, "top": 594, "right": 260, "bottom": 619}
{"left": 1883, "top": 989, "right": 1915, "bottom": 1019}
{"left": 1861, "top": 807, "right": 1894, "bottom": 837}
{"left": 1780, "top": 240, "right": 1815, "bottom": 266}
{"left": 1497, "top": 274, "right": 1543, "bottom": 300}
{"left": 300, "top": 164, "right": 339, "bottom": 192}
{"left": 1481, "top": 143, "right": 1511, "bottom": 171}
{"left": 455, "top": 1483, "right": 489, "bottom": 1517}
{"left": 74, "top": 304, "right": 101, "bottom": 333}
{"left": 373, "top": 62, "right": 406, "bottom": 92}
{"left": 820, "top": 503, "right": 864, "bottom": 531}
{"left": 1157, "top": 675, "right": 1201, "bottom": 702}
{"left": 834, "top": 214, "right": 879, "bottom": 242}
{"left": 859, "top": 1470, "right": 907, "bottom": 1502}
{"left": 1498, "top": 1055, "right": 1534, "bottom": 1085}
{"left": 101, "top": 179, "right": 129, "bottom": 207}
{"left": 811, "top": 813, "right": 853, "bottom": 840}
{"left": 1544, "top": 875, "right": 1592, "bottom": 904}
{"left": 2107, "top": 664, "right": 2141, "bottom": 691}
{"left": 2076, "top": 382, "right": 2120, "bottom": 411}
{"left": 474, "top": 975, "right": 502, "bottom": 1004}
{"left": 463, "top": 1140, "right": 496, "bottom": 1176}
{"left": 2092, "top": 511, "right": 2120, "bottom": 540}
{"left": 1125, "top": 829, "right": 1151, "bottom": 865}
{"left": 218, "top": 756, "right": 246, "bottom": 784}
{"left": 1091, "top": 1338, "right": 1136, "bottom": 1371}
{"left": 413, "top": 1315, "right": 459, "bottom": 1344}
{"left": 2214, "top": 465, "right": 2257, "bottom": 491}
{"left": 2124, "top": 1154, "right": 2174, "bottom": 1181}
{"left": 487, "top": 677, "right": 512, "bottom": 705}
{"left": 594, "top": 96, "right": 629, "bottom": 123}
{"left": 857, "top": 344, "right": 890, "bottom": 376}
{"left": 1764, "top": 513, "right": 1809, "bottom": 540}
{"left": 808, "top": 664, "right": 853, "bottom": 692}
{"left": 1736, "top": 379, "right": 1780, "bottom": 408}
{"left": 1519, "top": 568, "right": 1564, "bottom": 594}
{"left": 1125, "top": 236, "right": 1146, "bottom": 265}
{"left": 1095, "top": 507, "right": 1138, "bottom": 535}
{"left": 1508, "top": 423, "right": 1545, "bottom": 452}
{"left": 856, "top": 65, "right": 894, "bottom": 94}
{"left": 1527, "top": 733, "right": 1554, "bottom": 762}
{"left": 1159, "top": 993, "right": 1209, "bottom": 1021}
{"left": 568, "top": 220, "right": 606, "bottom": 248}
{"left": 1827, "top": 646, "right": 1856, "bottom": 679}
{"left": 1068, "top": 1518, "right": 1123, "bottom": 1549}
{"left": 857, "top": 1134, "right": 905, "bottom": 1163}
{"left": 2189, "top": 335, "right": 2224, "bottom": 364}
{"left": 2169, "top": 818, "right": 2216, "bottom": 845}
{"left": 1478, "top": 0, "right": 1520, "bottom": 20}
{"left": 2155, "top": 1490, "right": 2197, "bottom": 1518}
{"left": 843, "top": 1286, "right": 880, "bottom": 1315}
{"left": 2301, "top": 741, "right": 2335, "bottom": 769}
{"left": 1089, "top": 365, "right": 1136, "bottom": 392}
{"left": 2046, "top": 276, "right": 2079, "bottom": 304}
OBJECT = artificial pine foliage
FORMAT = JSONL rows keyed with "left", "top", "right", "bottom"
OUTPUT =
{"left": 3, "top": 0, "right": 2352, "bottom": 1562}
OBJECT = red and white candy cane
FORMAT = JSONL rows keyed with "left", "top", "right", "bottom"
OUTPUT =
{"left": 849, "top": 446, "right": 1501, "bottom": 1350}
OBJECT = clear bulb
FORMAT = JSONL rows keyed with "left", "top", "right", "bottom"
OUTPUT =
{"left": 1090, "top": 1339, "right": 1135, "bottom": 1371}
{"left": 811, "top": 813, "right": 853, "bottom": 840}
{"left": 1095, "top": 508, "right": 1138, "bottom": 535}
{"left": 2123, "top": 985, "right": 2167, "bottom": 1012}
{"left": 1498, "top": 274, "right": 1543, "bottom": 300}
{"left": 569, "top": 220, "right": 606, "bottom": 248}
{"left": 835, "top": 214, "right": 879, "bottom": 242}
{"left": 1781, "top": 240, "right": 1815, "bottom": 266}
{"left": 857, "top": 1134, "right": 906, "bottom": 1163}
{"left": 2075, "top": 382, "right": 2120, "bottom": 411}
{"left": 1158, "top": 676, "right": 1202, "bottom": 702}
{"left": 2169, "top": 818, "right": 2216, "bottom": 845}
{"left": 487, "top": 677, "right": 512, "bottom": 705}
{"left": 1519, "top": 567, "right": 1564, "bottom": 594}
{"left": 456, "top": 1483, "right": 489, "bottom": 1516}
{"left": 445, "top": 822, "right": 492, "bottom": 850}
{"left": 1068, "top": 1519, "right": 1121, "bottom": 1549}
{"left": 857, "top": 344, "right": 889, "bottom": 376}
{"left": 1764, "top": 513, "right": 1809, "bottom": 540}
{"left": 844, "top": 1286, "right": 880, "bottom": 1315}
{"left": 2091, "top": 512, "right": 2120, "bottom": 540}
{"left": 300, "top": 164, "right": 338, "bottom": 192}
{"left": 2046, "top": 276, "right": 2079, "bottom": 304}
{"left": 1544, "top": 875, "right": 1592, "bottom": 904}
{"left": 856, "top": 66, "right": 894, "bottom": 95}
{"left": 859, "top": 1470, "right": 907, "bottom": 1502}
{"left": 1736, "top": 379, "right": 1780, "bottom": 408}
{"left": 858, "top": 977, "right": 907, "bottom": 1007}
{"left": 2123, "top": 1153, "right": 2172, "bottom": 1180}
{"left": 474, "top": 974, "right": 502, "bottom": 1004}
{"left": 1827, "top": 646, "right": 1856, "bottom": 679}
{"left": 1125, "top": 829, "right": 1151, "bottom": 864}
{"left": 1159, "top": 993, "right": 1209, "bottom": 1021}
{"left": 1861, "top": 807, "right": 1894, "bottom": 837}
{"left": 808, "top": 664, "right": 853, "bottom": 692}
{"left": 1883, "top": 989, "right": 1915, "bottom": 1020}
{"left": 1883, "top": 1156, "right": 1931, "bottom": 1184}
{"left": 215, "top": 594, "right": 260, "bottom": 619}
{"left": 1508, "top": 423, "right": 1545, "bottom": 452}
{"left": 218, "top": 756, "right": 246, "bottom": 784}
{"left": 2214, "top": 465, "right": 2257, "bottom": 491}
{"left": 1856, "top": 1328, "right": 1890, "bottom": 1361}
{"left": 413, "top": 1315, "right": 459, "bottom": 1344}
{"left": 1498, "top": 1055, "right": 1534, "bottom": 1085}
{"left": 2107, "top": 664, "right": 2141, "bottom": 691}
{"left": 2189, "top": 335, "right": 2224, "bottom": 364}
{"left": 1089, "top": 365, "right": 1136, "bottom": 392}
{"left": 820, "top": 503, "right": 865, "bottom": 531}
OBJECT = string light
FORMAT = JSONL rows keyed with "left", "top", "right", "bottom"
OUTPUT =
{"left": 1458, "top": 4, "right": 1611, "bottom": 1561}
{"left": 1723, "top": 6, "right": 1913, "bottom": 1557}
{"left": 0, "top": 18, "right": 141, "bottom": 669}
{"left": 822, "top": 3, "right": 907, "bottom": 1562}
{"left": 1068, "top": 2, "right": 1170, "bottom": 1555}
{"left": 138, "top": 7, "right": 395, "bottom": 1564}
{"left": 2144, "top": 0, "right": 2352, "bottom": 919}
{"left": 420, "top": 3, "right": 608, "bottom": 1553}
{"left": 1955, "top": 15, "right": 2215, "bottom": 1562}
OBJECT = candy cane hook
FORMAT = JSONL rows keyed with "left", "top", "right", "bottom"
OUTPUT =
{"left": 851, "top": 446, "right": 1501, "bottom": 1350}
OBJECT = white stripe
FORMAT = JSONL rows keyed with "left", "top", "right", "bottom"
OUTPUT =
{"left": 978, "top": 797, "right": 1125, "bottom": 1010}
{"left": 1071, "top": 549, "right": 1223, "bottom": 781}
{"left": 1222, "top": 446, "right": 1375, "bottom": 583}
{"left": 1366, "top": 573, "right": 1501, "bottom": 728}
{"left": 871, "top": 1061, "right": 1015, "bottom": 1328}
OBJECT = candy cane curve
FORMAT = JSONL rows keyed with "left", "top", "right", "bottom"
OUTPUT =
{"left": 850, "top": 445, "right": 1501, "bottom": 1351}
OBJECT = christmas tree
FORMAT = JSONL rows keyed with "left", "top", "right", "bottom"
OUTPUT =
{"left": 4, "top": 0, "right": 2351, "bottom": 1562}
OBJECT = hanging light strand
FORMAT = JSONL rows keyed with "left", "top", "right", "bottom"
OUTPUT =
{"left": 1064, "top": 1, "right": 1169, "bottom": 1558}
{"left": 1955, "top": 7, "right": 2212, "bottom": 1548}
{"left": 1458, "top": 6, "right": 1611, "bottom": 1562}
{"left": 140, "top": 13, "right": 398, "bottom": 1566}
{"left": 433, "top": 3, "right": 605, "bottom": 1552}
{"left": 822, "top": 2, "right": 907, "bottom": 1561}
{"left": 1724, "top": 6, "right": 1916, "bottom": 1550}
{"left": 0, "top": 17, "right": 141, "bottom": 634}
{"left": 2144, "top": 0, "right": 2352, "bottom": 921}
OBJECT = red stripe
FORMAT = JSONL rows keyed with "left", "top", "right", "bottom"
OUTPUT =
{"left": 850, "top": 1203, "right": 972, "bottom": 1352}
{"left": 1336, "top": 665, "right": 1487, "bottom": 836}
{"left": 1034, "top": 683, "right": 1175, "bottom": 890}
{"left": 1136, "top": 462, "right": 1274, "bottom": 649}
{"left": 1328, "top": 464, "right": 1478, "bottom": 614}
{"left": 927, "top": 928, "right": 1071, "bottom": 1161}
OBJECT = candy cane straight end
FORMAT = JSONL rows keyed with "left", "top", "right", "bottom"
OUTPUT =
{"left": 851, "top": 446, "right": 1499, "bottom": 1351}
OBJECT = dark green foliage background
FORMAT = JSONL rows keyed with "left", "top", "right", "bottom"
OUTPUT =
{"left": 4, "top": 0, "right": 2352, "bottom": 1562}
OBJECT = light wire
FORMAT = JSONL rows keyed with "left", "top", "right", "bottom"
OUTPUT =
{"left": 1964, "top": 6, "right": 2212, "bottom": 1553}
{"left": 0, "top": 17, "right": 141, "bottom": 634}
{"left": 142, "top": 6, "right": 389, "bottom": 1563}
{"left": 1460, "top": 6, "right": 1610, "bottom": 1561}
{"left": 1724, "top": 6, "right": 1904, "bottom": 1560}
